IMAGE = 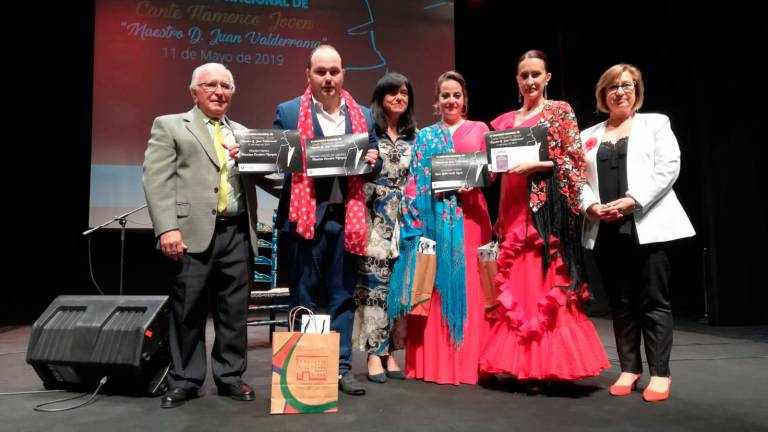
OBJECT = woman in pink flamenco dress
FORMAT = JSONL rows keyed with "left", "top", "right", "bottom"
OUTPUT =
{"left": 390, "top": 71, "right": 492, "bottom": 385}
{"left": 479, "top": 50, "right": 610, "bottom": 386}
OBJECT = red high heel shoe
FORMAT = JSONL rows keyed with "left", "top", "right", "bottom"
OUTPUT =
{"left": 609, "top": 374, "right": 641, "bottom": 396}
{"left": 643, "top": 377, "right": 671, "bottom": 402}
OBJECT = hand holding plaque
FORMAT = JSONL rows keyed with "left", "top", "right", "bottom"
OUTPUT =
{"left": 234, "top": 129, "right": 302, "bottom": 173}
{"left": 485, "top": 123, "right": 548, "bottom": 172}
{"left": 430, "top": 151, "right": 489, "bottom": 193}
{"left": 305, "top": 133, "right": 372, "bottom": 178}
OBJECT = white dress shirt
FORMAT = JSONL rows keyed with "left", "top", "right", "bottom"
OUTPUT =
{"left": 312, "top": 96, "right": 347, "bottom": 204}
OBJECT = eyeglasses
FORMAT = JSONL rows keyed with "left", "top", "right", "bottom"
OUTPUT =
{"left": 607, "top": 81, "right": 636, "bottom": 94}
{"left": 197, "top": 81, "right": 235, "bottom": 92}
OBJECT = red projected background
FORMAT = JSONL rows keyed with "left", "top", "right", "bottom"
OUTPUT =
{"left": 90, "top": 0, "right": 455, "bottom": 228}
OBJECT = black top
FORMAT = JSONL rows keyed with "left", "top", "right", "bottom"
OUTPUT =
{"left": 596, "top": 136, "right": 634, "bottom": 235}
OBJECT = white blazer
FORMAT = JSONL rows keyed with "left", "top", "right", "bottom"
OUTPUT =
{"left": 579, "top": 113, "right": 695, "bottom": 249}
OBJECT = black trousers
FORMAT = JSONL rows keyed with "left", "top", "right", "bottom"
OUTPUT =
{"left": 167, "top": 218, "right": 251, "bottom": 390}
{"left": 593, "top": 224, "right": 673, "bottom": 377}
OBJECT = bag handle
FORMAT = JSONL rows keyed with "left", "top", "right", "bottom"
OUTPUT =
{"left": 288, "top": 306, "right": 314, "bottom": 332}
{"left": 302, "top": 317, "right": 327, "bottom": 333}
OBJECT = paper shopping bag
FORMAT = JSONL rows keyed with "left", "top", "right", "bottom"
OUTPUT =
{"left": 407, "top": 237, "right": 436, "bottom": 316}
{"left": 271, "top": 308, "right": 340, "bottom": 414}
{"left": 477, "top": 241, "right": 500, "bottom": 311}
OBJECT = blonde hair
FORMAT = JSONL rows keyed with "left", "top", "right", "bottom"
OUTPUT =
{"left": 595, "top": 64, "right": 644, "bottom": 113}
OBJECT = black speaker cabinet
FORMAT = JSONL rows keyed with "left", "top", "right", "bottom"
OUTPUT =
{"left": 26, "top": 296, "right": 170, "bottom": 396}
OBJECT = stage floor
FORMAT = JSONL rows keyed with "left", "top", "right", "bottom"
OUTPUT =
{"left": 2, "top": 317, "right": 767, "bottom": 432}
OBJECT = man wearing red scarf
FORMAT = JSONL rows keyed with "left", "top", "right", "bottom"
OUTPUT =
{"left": 274, "top": 45, "right": 380, "bottom": 395}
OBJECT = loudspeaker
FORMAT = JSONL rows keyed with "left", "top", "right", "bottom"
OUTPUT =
{"left": 26, "top": 295, "right": 170, "bottom": 396}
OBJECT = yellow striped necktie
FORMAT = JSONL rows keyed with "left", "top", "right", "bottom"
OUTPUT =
{"left": 211, "top": 119, "right": 228, "bottom": 214}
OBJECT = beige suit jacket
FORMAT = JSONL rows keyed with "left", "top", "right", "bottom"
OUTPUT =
{"left": 143, "top": 106, "right": 259, "bottom": 254}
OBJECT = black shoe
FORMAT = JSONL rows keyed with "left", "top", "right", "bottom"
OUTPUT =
{"left": 367, "top": 372, "right": 387, "bottom": 383}
{"left": 381, "top": 355, "right": 405, "bottom": 380}
{"left": 339, "top": 372, "right": 366, "bottom": 395}
{"left": 161, "top": 387, "right": 197, "bottom": 408}
{"left": 217, "top": 381, "right": 255, "bottom": 401}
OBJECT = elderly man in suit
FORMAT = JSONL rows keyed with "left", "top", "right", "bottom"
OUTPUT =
{"left": 273, "top": 45, "right": 380, "bottom": 396}
{"left": 143, "top": 62, "right": 260, "bottom": 408}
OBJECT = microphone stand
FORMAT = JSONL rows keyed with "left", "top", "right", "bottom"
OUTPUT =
{"left": 83, "top": 205, "right": 148, "bottom": 295}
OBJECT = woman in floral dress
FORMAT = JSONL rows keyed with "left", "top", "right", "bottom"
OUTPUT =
{"left": 353, "top": 72, "right": 416, "bottom": 382}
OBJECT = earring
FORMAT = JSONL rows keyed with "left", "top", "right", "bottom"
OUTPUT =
{"left": 544, "top": 85, "right": 548, "bottom": 99}
{"left": 518, "top": 90, "right": 522, "bottom": 104}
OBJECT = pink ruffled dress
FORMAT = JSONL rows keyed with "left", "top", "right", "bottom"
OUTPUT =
{"left": 479, "top": 112, "right": 610, "bottom": 380}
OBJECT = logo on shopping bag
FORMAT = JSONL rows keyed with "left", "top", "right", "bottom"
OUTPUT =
{"left": 296, "top": 356, "right": 329, "bottom": 381}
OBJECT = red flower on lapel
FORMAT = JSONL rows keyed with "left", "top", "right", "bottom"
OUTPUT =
{"left": 584, "top": 137, "right": 597, "bottom": 152}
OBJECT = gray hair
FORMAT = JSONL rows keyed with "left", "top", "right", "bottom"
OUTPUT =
{"left": 189, "top": 63, "right": 236, "bottom": 93}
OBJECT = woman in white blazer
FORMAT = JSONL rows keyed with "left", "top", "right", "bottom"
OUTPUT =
{"left": 580, "top": 64, "right": 694, "bottom": 402}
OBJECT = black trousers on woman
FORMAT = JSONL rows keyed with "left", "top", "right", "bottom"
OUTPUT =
{"left": 593, "top": 223, "right": 673, "bottom": 377}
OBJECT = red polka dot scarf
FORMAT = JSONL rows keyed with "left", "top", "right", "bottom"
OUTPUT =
{"left": 289, "top": 85, "right": 368, "bottom": 256}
